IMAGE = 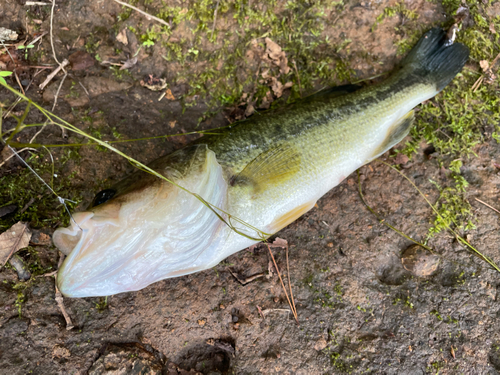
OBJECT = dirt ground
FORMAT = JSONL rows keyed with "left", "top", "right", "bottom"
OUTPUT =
{"left": 1, "top": 0, "right": 500, "bottom": 374}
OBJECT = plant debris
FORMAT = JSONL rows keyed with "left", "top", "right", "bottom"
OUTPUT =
{"left": 0, "top": 27, "right": 18, "bottom": 42}
{"left": 0, "top": 222, "right": 32, "bottom": 266}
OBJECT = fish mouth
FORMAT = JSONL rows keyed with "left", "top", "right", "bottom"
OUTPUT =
{"left": 53, "top": 210, "right": 123, "bottom": 297}
{"left": 52, "top": 212, "right": 94, "bottom": 256}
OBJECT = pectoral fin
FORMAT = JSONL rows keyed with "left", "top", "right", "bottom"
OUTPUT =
{"left": 230, "top": 144, "right": 301, "bottom": 194}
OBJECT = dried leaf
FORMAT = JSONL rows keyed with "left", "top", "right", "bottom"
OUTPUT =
{"left": 480, "top": 60, "right": 489, "bottom": 72}
{"left": 265, "top": 38, "right": 283, "bottom": 61}
{"left": 264, "top": 38, "right": 290, "bottom": 75}
{"left": 269, "top": 79, "right": 292, "bottom": 98}
{"left": 68, "top": 50, "right": 95, "bottom": 71}
{"left": 259, "top": 90, "right": 273, "bottom": 109}
{"left": 120, "top": 56, "right": 137, "bottom": 70}
{"left": 271, "top": 237, "right": 288, "bottom": 248}
{"left": 490, "top": 23, "right": 497, "bottom": 34}
{"left": 0, "top": 222, "right": 32, "bottom": 266}
{"left": 140, "top": 75, "right": 168, "bottom": 91}
{"left": 116, "top": 28, "right": 128, "bottom": 45}
{"left": 395, "top": 153, "right": 409, "bottom": 165}
{"left": 270, "top": 77, "right": 283, "bottom": 97}
{"left": 245, "top": 104, "right": 255, "bottom": 117}
{"left": 165, "top": 88, "right": 175, "bottom": 100}
{"left": 0, "top": 27, "right": 18, "bottom": 42}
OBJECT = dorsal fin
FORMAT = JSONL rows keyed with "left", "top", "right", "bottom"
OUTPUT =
{"left": 230, "top": 144, "right": 301, "bottom": 195}
{"left": 301, "top": 84, "right": 363, "bottom": 103}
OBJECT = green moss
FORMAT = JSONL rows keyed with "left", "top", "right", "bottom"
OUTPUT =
{"left": 84, "top": 34, "right": 100, "bottom": 54}
{"left": 396, "top": 1, "right": 500, "bottom": 237}
{"left": 112, "top": 0, "right": 356, "bottom": 117}
{"left": 0, "top": 149, "right": 82, "bottom": 230}
{"left": 372, "top": 2, "right": 419, "bottom": 32}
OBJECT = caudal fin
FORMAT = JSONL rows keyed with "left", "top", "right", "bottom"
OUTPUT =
{"left": 402, "top": 28, "right": 469, "bottom": 91}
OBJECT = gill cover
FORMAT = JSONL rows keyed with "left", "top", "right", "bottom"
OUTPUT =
{"left": 55, "top": 145, "right": 228, "bottom": 297}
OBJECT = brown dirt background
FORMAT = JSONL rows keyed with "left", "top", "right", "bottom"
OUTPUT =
{"left": 1, "top": 0, "right": 500, "bottom": 374}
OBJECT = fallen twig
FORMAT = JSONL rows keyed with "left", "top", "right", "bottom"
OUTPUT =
{"left": 55, "top": 253, "right": 74, "bottom": 330}
{"left": 49, "top": 0, "right": 62, "bottom": 67}
{"left": 292, "top": 60, "right": 302, "bottom": 95}
{"left": 474, "top": 198, "right": 500, "bottom": 215}
{"left": 261, "top": 308, "right": 292, "bottom": 317}
{"left": 211, "top": 0, "right": 220, "bottom": 39}
{"left": 256, "top": 305, "right": 265, "bottom": 320}
{"left": 112, "top": 0, "right": 170, "bottom": 27}
{"left": 0, "top": 147, "right": 36, "bottom": 168}
{"left": 39, "top": 59, "right": 69, "bottom": 90}
{"left": 25, "top": 1, "right": 50, "bottom": 5}
{"left": 228, "top": 268, "right": 264, "bottom": 285}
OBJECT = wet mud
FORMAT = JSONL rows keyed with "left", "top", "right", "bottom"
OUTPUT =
{"left": 1, "top": 0, "right": 500, "bottom": 374}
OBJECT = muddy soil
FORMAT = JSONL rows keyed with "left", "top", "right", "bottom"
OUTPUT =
{"left": 1, "top": 0, "right": 500, "bottom": 374}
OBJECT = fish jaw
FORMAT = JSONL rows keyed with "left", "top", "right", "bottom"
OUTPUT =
{"left": 55, "top": 147, "right": 229, "bottom": 298}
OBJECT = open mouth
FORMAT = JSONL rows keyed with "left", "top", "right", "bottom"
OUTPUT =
{"left": 52, "top": 212, "right": 95, "bottom": 256}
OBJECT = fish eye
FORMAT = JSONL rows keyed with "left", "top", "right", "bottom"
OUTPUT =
{"left": 92, "top": 189, "right": 116, "bottom": 207}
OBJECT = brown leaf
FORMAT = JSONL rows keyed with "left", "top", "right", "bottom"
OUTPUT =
{"left": 490, "top": 23, "right": 497, "bottom": 34}
{"left": 394, "top": 153, "right": 409, "bottom": 165}
{"left": 480, "top": 60, "right": 489, "bottom": 72}
{"left": 116, "top": 28, "right": 128, "bottom": 45}
{"left": 68, "top": 50, "right": 95, "bottom": 71}
{"left": 120, "top": 56, "right": 137, "bottom": 70}
{"left": 245, "top": 104, "right": 255, "bottom": 117}
{"left": 264, "top": 38, "right": 290, "bottom": 75}
{"left": 265, "top": 38, "right": 283, "bottom": 60}
{"left": 271, "top": 237, "right": 288, "bottom": 248}
{"left": 165, "top": 88, "right": 175, "bottom": 100}
{"left": 270, "top": 77, "right": 283, "bottom": 98}
{"left": 0, "top": 222, "right": 32, "bottom": 266}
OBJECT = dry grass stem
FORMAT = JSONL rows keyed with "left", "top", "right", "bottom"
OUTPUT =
{"left": 25, "top": 1, "right": 50, "bottom": 5}
{"left": 112, "top": 0, "right": 170, "bottom": 27}
{"left": 256, "top": 305, "right": 265, "bottom": 320}
{"left": 266, "top": 242, "right": 298, "bottom": 324}
{"left": 474, "top": 198, "right": 500, "bottom": 215}
{"left": 228, "top": 268, "right": 265, "bottom": 285}
{"left": 0, "top": 148, "right": 37, "bottom": 168}
{"left": 211, "top": 0, "right": 220, "bottom": 38}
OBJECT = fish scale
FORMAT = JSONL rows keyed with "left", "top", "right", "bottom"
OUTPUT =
{"left": 53, "top": 28, "right": 469, "bottom": 297}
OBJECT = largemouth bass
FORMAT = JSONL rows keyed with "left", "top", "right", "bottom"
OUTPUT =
{"left": 53, "top": 28, "right": 469, "bottom": 298}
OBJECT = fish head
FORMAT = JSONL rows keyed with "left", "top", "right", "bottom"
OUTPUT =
{"left": 53, "top": 180, "right": 164, "bottom": 297}
{"left": 53, "top": 145, "right": 228, "bottom": 298}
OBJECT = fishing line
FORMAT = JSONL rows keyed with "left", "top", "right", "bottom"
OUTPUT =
{"left": 5, "top": 144, "right": 82, "bottom": 231}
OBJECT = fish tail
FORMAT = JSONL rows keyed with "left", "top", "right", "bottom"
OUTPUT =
{"left": 402, "top": 27, "right": 469, "bottom": 91}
